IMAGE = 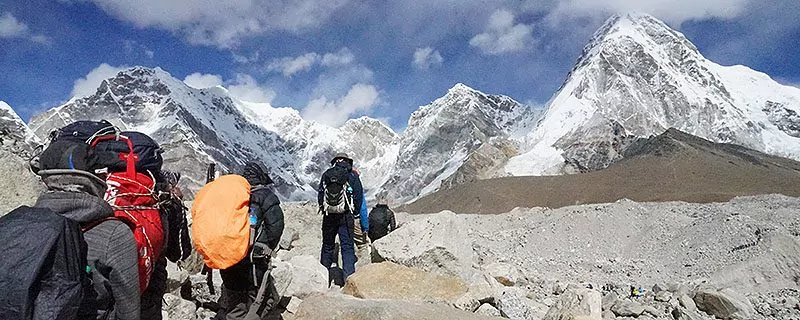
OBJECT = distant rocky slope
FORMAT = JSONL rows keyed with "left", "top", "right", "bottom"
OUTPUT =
{"left": 404, "top": 128, "right": 800, "bottom": 214}
{"left": 0, "top": 101, "right": 41, "bottom": 216}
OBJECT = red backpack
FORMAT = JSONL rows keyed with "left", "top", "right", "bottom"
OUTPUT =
{"left": 93, "top": 135, "right": 164, "bottom": 293}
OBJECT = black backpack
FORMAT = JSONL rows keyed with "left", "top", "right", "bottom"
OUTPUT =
{"left": 0, "top": 207, "right": 88, "bottom": 320}
{"left": 322, "top": 165, "right": 353, "bottom": 214}
{"left": 157, "top": 171, "right": 192, "bottom": 263}
{"left": 49, "top": 120, "right": 118, "bottom": 144}
{"left": 93, "top": 131, "right": 164, "bottom": 175}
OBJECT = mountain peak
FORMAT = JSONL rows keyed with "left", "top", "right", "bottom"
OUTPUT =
{"left": 447, "top": 83, "right": 479, "bottom": 96}
{"left": 579, "top": 12, "right": 696, "bottom": 60}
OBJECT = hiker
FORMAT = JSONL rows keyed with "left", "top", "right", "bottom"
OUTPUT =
{"left": 367, "top": 197, "right": 396, "bottom": 242}
{"left": 1, "top": 138, "right": 140, "bottom": 319}
{"left": 141, "top": 170, "right": 190, "bottom": 320}
{"left": 215, "top": 162, "right": 285, "bottom": 320}
{"left": 318, "top": 153, "right": 365, "bottom": 281}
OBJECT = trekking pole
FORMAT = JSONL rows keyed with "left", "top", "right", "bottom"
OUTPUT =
{"left": 202, "top": 163, "right": 217, "bottom": 295}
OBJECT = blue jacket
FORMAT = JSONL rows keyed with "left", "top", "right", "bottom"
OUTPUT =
{"left": 318, "top": 162, "right": 368, "bottom": 232}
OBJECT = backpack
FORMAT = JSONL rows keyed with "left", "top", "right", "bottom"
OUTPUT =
{"left": 191, "top": 174, "right": 252, "bottom": 269}
{"left": 0, "top": 206, "right": 88, "bottom": 320}
{"left": 94, "top": 134, "right": 165, "bottom": 293}
{"left": 104, "top": 171, "right": 163, "bottom": 293}
{"left": 48, "top": 119, "right": 118, "bottom": 144}
{"left": 157, "top": 171, "right": 192, "bottom": 263}
{"left": 93, "top": 131, "right": 163, "bottom": 175}
{"left": 322, "top": 165, "right": 353, "bottom": 214}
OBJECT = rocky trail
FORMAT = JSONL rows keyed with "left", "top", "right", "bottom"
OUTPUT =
{"left": 161, "top": 194, "right": 800, "bottom": 320}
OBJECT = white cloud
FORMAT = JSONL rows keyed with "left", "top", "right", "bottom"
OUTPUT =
{"left": 545, "top": 0, "right": 751, "bottom": 25}
{"left": 71, "top": 63, "right": 127, "bottom": 97}
{"left": 183, "top": 72, "right": 224, "bottom": 89}
{"left": 267, "top": 53, "right": 320, "bottom": 77}
{"left": 0, "top": 11, "right": 50, "bottom": 44}
{"left": 226, "top": 74, "right": 276, "bottom": 103}
{"left": 266, "top": 47, "right": 356, "bottom": 77}
{"left": 183, "top": 72, "right": 275, "bottom": 103}
{"left": 321, "top": 48, "right": 355, "bottom": 67}
{"left": 0, "top": 12, "right": 28, "bottom": 38}
{"left": 78, "top": 0, "right": 349, "bottom": 48}
{"left": 145, "top": 50, "right": 154, "bottom": 58}
{"left": 412, "top": 47, "right": 444, "bottom": 70}
{"left": 302, "top": 83, "right": 380, "bottom": 127}
{"left": 469, "top": 9, "right": 533, "bottom": 55}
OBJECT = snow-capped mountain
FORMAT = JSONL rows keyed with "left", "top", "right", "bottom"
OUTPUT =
{"left": 23, "top": 13, "right": 800, "bottom": 203}
{"left": 27, "top": 68, "right": 533, "bottom": 202}
{"left": 505, "top": 12, "right": 800, "bottom": 175}
{"left": 29, "top": 68, "right": 313, "bottom": 198}
{"left": 379, "top": 84, "right": 538, "bottom": 201}
{"left": 0, "top": 101, "right": 39, "bottom": 156}
{"left": 235, "top": 101, "right": 399, "bottom": 193}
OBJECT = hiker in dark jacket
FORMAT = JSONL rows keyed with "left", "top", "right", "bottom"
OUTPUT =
{"left": 34, "top": 140, "right": 140, "bottom": 320}
{"left": 141, "top": 170, "right": 189, "bottom": 320}
{"left": 367, "top": 197, "right": 396, "bottom": 242}
{"left": 216, "top": 162, "right": 285, "bottom": 320}
{"left": 318, "top": 153, "right": 364, "bottom": 281}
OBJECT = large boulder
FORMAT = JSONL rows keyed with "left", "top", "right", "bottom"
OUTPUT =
{"left": 495, "top": 287, "right": 548, "bottom": 320}
{"left": 543, "top": 288, "right": 603, "bottom": 320}
{"left": 610, "top": 300, "right": 645, "bottom": 317}
{"left": 483, "top": 262, "right": 527, "bottom": 287}
{"left": 343, "top": 262, "right": 468, "bottom": 303}
{"left": 293, "top": 294, "right": 503, "bottom": 320}
{"left": 272, "top": 255, "right": 328, "bottom": 299}
{"left": 371, "top": 211, "right": 475, "bottom": 280}
{"left": 693, "top": 287, "right": 756, "bottom": 320}
{"left": 0, "top": 149, "right": 42, "bottom": 216}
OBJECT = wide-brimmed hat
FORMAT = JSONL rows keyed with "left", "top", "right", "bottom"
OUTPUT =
{"left": 330, "top": 152, "right": 353, "bottom": 165}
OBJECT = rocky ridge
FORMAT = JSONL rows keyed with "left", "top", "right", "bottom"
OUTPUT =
{"left": 0, "top": 101, "right": 42, "bottom": 215}
{"left": 162, "top": 194, "right": 800, "bottom": 319}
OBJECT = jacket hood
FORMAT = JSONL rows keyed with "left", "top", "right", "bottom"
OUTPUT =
{"left": 35, "top": 191, "right": 114, "bottom": 224}
{"left": 39, "top": 169, "right": 108, "bottom": 198}
{"left": 243, "top": 162, "right": 274, "bottom": 186}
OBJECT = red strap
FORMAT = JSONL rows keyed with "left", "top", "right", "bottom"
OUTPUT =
{"left": 90, "top": 134, "right": 137, "bottom": 177}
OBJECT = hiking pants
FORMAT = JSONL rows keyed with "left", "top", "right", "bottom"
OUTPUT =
{"left": 216, "top": 271, "right": 278, "bottom": 320}
{"left": 320, "top": 212, "right": 356, "bottom": 278}
{"left": 140, "top": 256, "right": 168, "bottom": 320}
{"left": 353, "top": 218, "right": 368, "bottom": 248}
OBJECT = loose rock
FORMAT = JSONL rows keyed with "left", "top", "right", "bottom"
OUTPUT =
{"left": 293, "top": 294, "right": 503, "bottom": 320}
{"left": 371, "top": 211, "right": 475, "bottom": 280}
{"left": 693, "top": 287, "right": 756, "bottom": 319}
{"left": 476, "top": 303, "right": 503, "bottom": 317}
{"left": 342, "top": 262, "right": 468, "bottom": 303}
{"left": 543, "top": 288, "right": 603, "bottom": 320}
{"left": 611, "top": 300, "right": 645, "bottom": 317}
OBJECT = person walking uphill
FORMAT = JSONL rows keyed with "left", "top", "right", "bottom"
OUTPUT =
{"left": 214, "top": 162, "right": 285, "bottom": 320}
{"left": 367, "top": 197, "right": 396, "bottom": 242}
{"left": 0, "top": 139, "right": 140, "bottom": 319}
{"left": 318, "top": 153, "right": 365, "bottom": 283}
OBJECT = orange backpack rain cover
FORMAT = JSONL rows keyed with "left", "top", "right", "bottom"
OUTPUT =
{"left": 191, "top": 174, "right": 251, "bottom": 269}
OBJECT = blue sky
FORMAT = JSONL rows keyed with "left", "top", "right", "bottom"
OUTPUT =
{"left": 1, "top": 0, "right": 799, "bottom": 130}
